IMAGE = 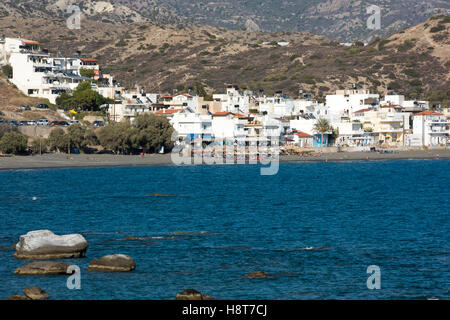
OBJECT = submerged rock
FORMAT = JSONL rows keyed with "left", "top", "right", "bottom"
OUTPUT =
{"left": 124, "top": 236, "right": 141, "bottom": 240}
{"left": 245, "top": 271, "right": 271, "bottom": 278}
{"left": 15, "top": 261, "right": 70, "bottom": 275}
{"left": 168, "top": 232, "right": 210, "bottom": 236}
{"left": 175, "top": 289, "right": 213, "bottom": 300}
{"left": 14, "top": 230, "right": 88, "bottom": 259}
{"left": 23, "top": 286, "right": 49, "bottom": 300}
{"left": 88, "top": 254, "right": 136, "bottom": 272}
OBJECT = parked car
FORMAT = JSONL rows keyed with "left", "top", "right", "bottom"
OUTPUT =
{"left": 36, "top": 104, "right": 49, "bottom": 109}
{"left": 27, "top": 120, "right": 37, "bottom": 126}
{"left": 59, "top": 121, "right": 69, "bottom": 126}
{"left": 20, "top": 105, "right": 31, "bottom": 111}
{"left": 37, "top": 119, "right": 49, "bottom": 126}
{"left": 19, "top": 120, "right": 28, "bottom": 126}
{"left": 0, "top": 119, "right": 6, "bottom": 125}
{"left": 69, "top": 120, "right": 80, "bottom": 126}
{"left": 49, "top": 120, "right": 60, "bottom": 126}
{"left": 92, "top": 120, "right": 104, "bottom": 127}
{"left": 9, "top": 120, "right": 18, "bottom": 126}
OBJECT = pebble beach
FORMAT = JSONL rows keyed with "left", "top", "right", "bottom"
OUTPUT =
{"left": 0, "top": 149, "right": 449, "bottom": 170}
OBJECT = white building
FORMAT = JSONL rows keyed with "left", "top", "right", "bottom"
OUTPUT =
{"left": 326, "top": 89, "right": 379, "bottom": 114}
{"left": 213, "top": 86, "right": 250, "bottom": 114}
{"left": 381, "top": 94, "right": 429, "bottom": 112}
{"left": 408, "top": 111, "right": 449, "bottom": 147}
{"left": 333, "top": 121, "right": 372, "bottom": 146}
{"left": 211, "top": 112, "right": 247, "bottom": 140}
{"left": 9, "top": 50, "right": 89, "bottom": 104}
{"left": 107, "top": 89, "right": 155, "bottom": 122}
{"left": 1, "top": 37, "right": 103, "bottom": 104}
{"left": 171, "top": 108, "right": 213, "bottom": 139}
{"left": 51, "top": 57, "right": 100, "bottom": 78}
{"left": 172, "top": 93, "right": 199, "bottom": 110}
{"left": 258, "top": 96, "right": 296, "bottom": 117}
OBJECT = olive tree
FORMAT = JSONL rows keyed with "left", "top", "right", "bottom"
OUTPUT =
{"left": 0, "top": 131, "right": 28, "bottom": 154}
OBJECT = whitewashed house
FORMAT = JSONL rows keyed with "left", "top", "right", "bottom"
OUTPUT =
{"left": 213, "top": 86, "right": 250, "bottom": 114}
{"left": 211, "top": 112, "right": 247, "bottom": 140}
{"left": 408, "top": 111, "right": 449, "bottom": 147}
{"left": 171, "top": 108, "right": 213, "bottom": 140}
{"left": 326, "top": 89, "right": 379, "bottom": 114}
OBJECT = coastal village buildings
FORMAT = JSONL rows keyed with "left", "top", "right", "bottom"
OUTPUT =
{"left": 0, "top": 37, "right": 119, "bottom": 104}
{"left": 2, "top": 36, "right": 447, "bottom": 149}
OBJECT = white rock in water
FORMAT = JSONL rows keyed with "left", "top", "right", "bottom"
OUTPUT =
{"left": 15, "top": 230, "right": 88, "bottom": 259}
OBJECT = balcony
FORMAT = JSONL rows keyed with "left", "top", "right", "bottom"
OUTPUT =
{"left": 379, "top": 116, "right": 404, "bottom": 123}
{"left": 429, "top": 129, "right": 448, "bottom": 134}
{"left": 429, "top": 119, "right": 449, "bottom": 124}
{"left": 376, "top": 128, "right": 404, "bottom": 133}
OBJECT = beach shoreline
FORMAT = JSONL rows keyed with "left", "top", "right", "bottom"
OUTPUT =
{"left": 0, "top": 149, "right": 449, "bottom": 171}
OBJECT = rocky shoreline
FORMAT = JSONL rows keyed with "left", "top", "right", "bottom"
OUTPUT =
{"left": 4, "top": 230, "right": 138, "bottom": 300}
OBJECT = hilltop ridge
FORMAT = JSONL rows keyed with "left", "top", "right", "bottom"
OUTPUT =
{"left": 1, "top": 0, "right": 449, "bottom": 41}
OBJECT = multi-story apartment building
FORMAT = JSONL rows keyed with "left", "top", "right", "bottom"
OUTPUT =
{"left": 409, "top": 111, "right": 449, "bottom": 147}
{"left": 361, "top": 106, "right": 410, "bottom": 146}
{"left": 1, "top": 37, "right": 100, "bottom": 104}
{"left": 326, "top": 89, "right": 379, "bottom": 114}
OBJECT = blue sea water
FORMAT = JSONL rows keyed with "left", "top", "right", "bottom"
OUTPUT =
{"left": 0, "top": 160, "right": 449, "bottom": 300}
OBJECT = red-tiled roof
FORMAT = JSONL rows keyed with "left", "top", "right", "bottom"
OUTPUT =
{"left": 213, "top": 112, "right": 231, "bottom": 116}
{"left": 233, "top": 113, "right": 247, "bottom": 118}
{"left": 415, "top": 111, "right": 443, "bottom": 116}
{"left": 353, "top": 108, "right": 371, "bottom": 114}
{"left": 81, "top": 58, "right": 97, "bottom": 62}
{"left": 155, "top": 109, "right": 182, "bottom": 114}
{"left": 23, "top": 41, "right": 40, "bottom": 45}
{"left": 161, "top": 95, "right": 173, "bottom": 99}
{"left": 295, "top": 131, "right": 313, "bottom": 137}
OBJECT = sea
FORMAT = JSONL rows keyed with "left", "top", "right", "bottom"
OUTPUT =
{"left": 0, "top": 160, "right": 448, "bottom": 300}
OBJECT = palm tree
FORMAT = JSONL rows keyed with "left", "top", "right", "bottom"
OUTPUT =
{"left": 313, "top": 118, "right": 331, "bottom": 151}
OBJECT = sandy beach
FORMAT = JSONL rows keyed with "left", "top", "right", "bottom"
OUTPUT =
{"left": 0, "top": 149, "right": 449, "bottom": 170}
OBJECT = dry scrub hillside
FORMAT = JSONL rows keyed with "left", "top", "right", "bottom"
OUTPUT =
{"left": 0, "top": 14, "right": 448, "bottom": 104}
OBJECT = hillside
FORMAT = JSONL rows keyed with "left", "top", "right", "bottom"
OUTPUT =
{"left": 0, "top": 75, "right": 63, "bottom": 122}
{"left": 1, "top": 0, "right": 449, "bottom": 41}
{"left": 0, "top": 14, "right": 449, "bottom": 105}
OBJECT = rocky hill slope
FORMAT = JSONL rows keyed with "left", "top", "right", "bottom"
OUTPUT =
{"left": 0, "top": 14, "right": 448, "bottom": 105}
{"left": 1, "top": 0, "right": 449, "bottom": 41}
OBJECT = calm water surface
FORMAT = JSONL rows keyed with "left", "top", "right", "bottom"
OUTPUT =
{"left": 0, "top": 160, "right": 449, "bottom": 299}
